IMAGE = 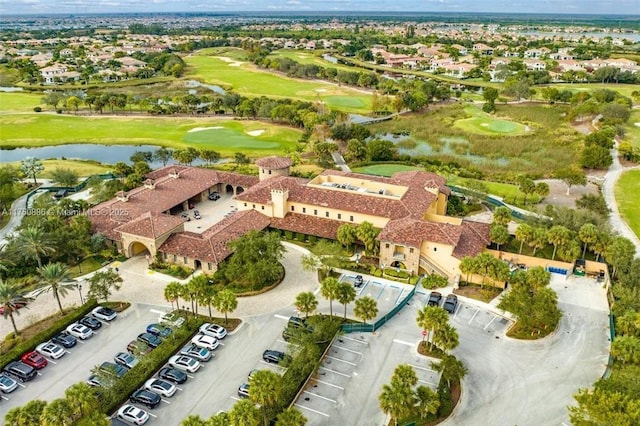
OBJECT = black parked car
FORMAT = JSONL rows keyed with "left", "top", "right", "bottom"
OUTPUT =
{"left": 130, "top": 388, "right": 161, "bottom": 409}
{"left": 443, "top": 294, "right": 459, "bottom": 314}
{"left": 427, "top": 291, "right": 443, "bottom": 307}
{"left": 51, "top": 332, "right": 77, "bottom": 348}
{"left": 262, "top": 350, "right": 289, "bottom": 365}
{"left": 137, "top": 333, "right": 162, "bottom": 349}
{"left": 354, "top": 275, "right": 364, "bottom": 288}
{"left": 80, "top": 316, "right": 102, "bottom": 330}
{"left": 208, "top": 192, "right": 220, "bottom": 201}
{"left": 100, "top": 361, "right": 129, "bottom": 378}
{"left": 3, "top": 361, "right": 37, "bottom": 382}
{"left": 157, "top": 367, "right": 187, "bottom": 384}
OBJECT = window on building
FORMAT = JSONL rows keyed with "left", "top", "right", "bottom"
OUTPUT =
{"left": 252, "top": 204, "right": 255, "bottom": 209}
{"left": 338, "top": 213, "right": 342, "bottom": 219}
{"left": 207, "top": 263, "right": 212, "bottom": 270}
{"left": 385, "top": 243, "right": 390, "bottom": 249}
{"left": 244, "top": 203, "right": 247, "bottom": 207}
{"left": 410, "top": 248, "right": 414, "bottom": 254}
{"left": 163, "top": 253, "right": 168, "bottom": 260}
{"left": 183, "top": 257, "right": 187, "bottom": 264}
{"left": 302, "top": 207, "right": 306, "bottom": 213}
{"left": 325, "top": 211, "right": 329, "bottom": 217}
{"left": 261, "top": 206, "right": 264, "bottom": 210}
{"left": 314, "top": 209, "right": 318, "bottom": 215}
{"left": 433, "top": 247, "right": 437, "bottom": 252}
{"left": 291, "top": 206, "right": 295, "bottom": 211}
{"left": 269, "top": 170, "right": 272, "bottom": 175}
{"left": 173, "top": 255, "right": 177, "bottom": 262}
{"left": 350, "top": 215, "right": 354, "bottom": 221}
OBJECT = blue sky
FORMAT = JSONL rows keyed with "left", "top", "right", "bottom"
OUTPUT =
{"left": 2, "top": 0, "right": 638, "bottom": 15}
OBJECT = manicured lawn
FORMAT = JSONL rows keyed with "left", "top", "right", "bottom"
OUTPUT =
{"left": 0, "top": 113, "right": 301, "bottom": 156}
{"left": 184, "top": 49, "right": 372, "bottom": 113}
{"left": 454, "top": 106, "right": 528, "bottom": 136}
{"left": 36, "top": 160, "right": 113, "bottom": 177}
{"left": 538, "top": 83, "right": 640, "bottom": 102}
{"left": 624, "top": 109, "right": 640, "bottom": 149}
{"left": 615, "top": 169, "right": 640, "bottom": 239}
{"left": 271, "top": 50, "right": 360, "bottom": 73}
{"left": 447, "top": 176, "right": 540, "bottom": 205}
{"left": 352, "top": 164, "right": 423, "bottom": 177}
{"left": 0, "top": 92, "right": 44, "bottom": 112}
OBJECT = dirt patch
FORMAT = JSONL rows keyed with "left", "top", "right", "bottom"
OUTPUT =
{"left": 571, "top": 119, "right": 594, "bottom": 135}
{"left": 536, "top": 178, "right": 600, "bottom": 209}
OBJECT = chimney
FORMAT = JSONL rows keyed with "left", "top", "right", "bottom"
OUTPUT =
{"left": 144, "top": 178, "right": 156, "bottom": 189}
{"left": 116, "top": 190, "right": 129, "bottom": 202}
{"left": 169, "top": 168, "right": 179, "bottom": 178}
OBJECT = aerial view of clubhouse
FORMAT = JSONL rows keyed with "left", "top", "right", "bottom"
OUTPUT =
{"left": 89, "top": 156, "right": 489, "bottom": 279}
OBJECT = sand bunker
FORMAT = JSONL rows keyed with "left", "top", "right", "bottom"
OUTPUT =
{"left": 635, "top": 122, "right": 640, "bottom": 128}
{"left": 188, "top": 126, "right": 223, "bottom": 133}
{"left": 315, "top": 89, "right": 327, "bottom": 92}
{"left": 480, "top": 123, "right": 489, "bottom": 127}
{"left": 247, "top": 129, "right": 265, "bottom": 136}
{"left": 215, "top": 56, "right": 243, "bottom": 67}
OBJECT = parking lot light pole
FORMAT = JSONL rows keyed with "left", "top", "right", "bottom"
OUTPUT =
{"left": 78, "top": 283, "right": 84, "bottom": 305}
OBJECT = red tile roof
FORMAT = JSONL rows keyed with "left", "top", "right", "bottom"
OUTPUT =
{"left": 378, "top": 218, "right": 463, "bottom": 248}
{"left": 255, "top": 156, "right": 292, "bottom": 169}
{"left": 269, "top": 213, "right": 342, "bottom": 239}
{"left": 158, "top": 210, "right": 270, "bottom": 263}
{"left": 452, "top": 220, "right": 491, "bottom": 259}
{"left": 114, "top": 212, "right": 183, "bottom": 239}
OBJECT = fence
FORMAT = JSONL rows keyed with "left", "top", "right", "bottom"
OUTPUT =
{"left": 25, "top": 173, "right": 117, "bottom": 207}
{"left": 340, "top": 284, "right": 417, "bottom": 334}
{"left": 602, "top": 311, "right": 616, "bottom": 380}
{"left": 446, "top": 184, "right": 542, "bottom": 221}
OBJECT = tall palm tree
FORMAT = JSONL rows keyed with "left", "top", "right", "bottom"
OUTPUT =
{"left": 198, "top": 284, "right": 217, "bottom": 319}
{"left": 275, "top": 408, "right": 307, "bottom": 426}
{"left": 213, "top": 289, "right": 238, "bottom": 324}
{"left": 64, "top": 382, "right": 99, "bottom": 420}
{"left": 515, "top": 224, "right": 534, "bottom": 255}
{"left": 354, "top": 296, "right": 378, "bottom": 329}
{"left": 0, "top": 277, "right": 28, "bottom": 336}
{"left": 431, "top": 354, "right": 468, "bottom": 388}
{"left": 164, "top": 281, "right": 183, "bottom": 310}
{"left": 295, "top": 291, "right": 318, "bottom": 319}
{"left": 378, "top": 381, "right": 415, "bottom": 426}
{"left": 547, "top": 225, "right": 571, "bottom": 260}
{"left": 578, "top": 223, "right": 599, "bottom": 259}
{"left": 529, "top": 228, "right": 548, "bottom": 256}
{"left": 15, "top": 225, "right": 56, "bottom": 268}
{"left": 181, "top": 415, "right": 209, "bottom": 426}
{"left": 228, "top": 399, "right": 261, "bottom": 426}
{"left": 337, "top": 282, "right": 356, "bottom": 320}
{"left": 187, "top": 275, "right": 208, "bottom": 315}
{"left": 250, "top": 369, "right": 283, "bottom": 426}
{"left": 415, "top": 385, "right": 440, "bottom": 419}
{"left": 320, "top": 277, "right": 341, "bottom": 318}
{"left": 391, "top": 364, "right": 418, "bottom": 388}
{"left": 432, "top": 323, "right": 459, "bottom": 353}
{"left": 35, "top": 262, "right": 74, "bottom": 315}
{"left": 416, "top": 305, "right": 449, "bottom": 349}
{"left": 40, "top": 398, "right": 75, "bottom": 426}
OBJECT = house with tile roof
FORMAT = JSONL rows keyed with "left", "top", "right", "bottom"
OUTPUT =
{"left": 89, "top": 156, "right": 489, "bottom": 279}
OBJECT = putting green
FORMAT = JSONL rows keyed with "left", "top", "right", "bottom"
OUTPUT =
{"left": 352, "top": 164, "right": 423, "bottom": 177}
{"left": 183, "top": 127, "right": 280, "bottom": 150}
{"left": 454, "top": 106, "right": 528, "bottom": 136}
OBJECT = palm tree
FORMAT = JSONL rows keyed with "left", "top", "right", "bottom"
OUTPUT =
{"left": 181, "top": 415, "right": 209, "bottom": 426}
{"left": 198, "top": 284, "right": 217, "bottom": 319}
{"left": 34, "top": 262, "right": 74, "bottom": 315}
{"left": 15, "top": 225, "right": 56, "bottom": 268}
{"left": 431, "top": 354, "right": 468, "bottom": 388}
{"left": 228, "top": 399, "right": 261, "bottom": 426}
{"left": 213, "top": 289, "right": 238, "bottom": 324}
{"left": 209, "top": 411, "right": 230, "bottom": 426}
{"left": 354, "top": 296, "right": 378, "bottom": 329}
{"left": 64, "top": 382, "right": 99, "bottom": 420}
{"left": 392, "top": 364, "right": 418, "bottom": 387}
{"left": 458, "top": 257, "right": 477, "bottom": 285}
{"left": 336, "top": 223, "right": 357, "bottom": 248}
{"left": 490, "top": 224, "right": 510, "bottom": 251}
{"left": 378, "top": 381, "right": 415, "bottom": 426}
{"left": 187, "top": 275, "right": 208, "bottom": 315}
{"left": 337, "top": 282, "right": 357, "bottom": 320}
{"left": 547, "top": 225, "right": 571, "bottom": 260}
{"left": 416, "top": 305, "right": 449, "bottom": 349}
{"left": 275, "top": 407, "right": 307, "bottom": 426}
{"left": 295, "top": 292, "right": 318, "bottom": 319}
{"left": 492, "top": 206, "right": 511, "bottom": 226}
{"left": 4, "top": 400, "right": 47, "bottom": 426}
{"left": 432, "top": 323, "right": 459, "bottom": 353}
{"left": 40, "top": 398, "right": 75, "bottom": 426}
{"left": 415, "top": 385, "right": 440, "bottom": 419}
{"left": 164, "top": 281, "right": 183, "bottom": 310}
{"left": 578, "top": 223, "right": 599, "bottom": 259}
{"left": 250, "top": 369, "right": 283, "bottom": 426}
{"left": 515, "top": 224, "right": 534, "bottom": 255}
{"left": 529, "top": 228, "right": 548, "bottom": 256}
{"left": 320, "top": 277, "right": 341, "bottom": 318}
{"left": 0, "top": 277, "right": 28, "bottom": 336}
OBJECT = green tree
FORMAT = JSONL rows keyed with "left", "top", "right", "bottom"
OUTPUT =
{"left": 336, "top": 223, "right": 357, "bottom": 248}
{"left": 556, "top": 167, "right": 587, "bottom": 195}
{"left": 459, "top": 256, "right": 478, "bottom": 284}
{"left": 4, "top": 399, "right": 47, "bottom": 426}
{"left": 569, "top": 387, "right": 640, "bottom": 426}
{"left": 578, "top": 223, "right": 599, "bottom": 259}
{"left": 415, "top": 385, "right": 440, "bottom": 419}
{"left": 337, "top": 281, "right": 357, "bottom": 320}
{"left": 228, "top": 399, "right": 261, "bottom": 426}
{"left": 320, "top": 277, "right": 341, "bottom": 318}
{"left": 534, "top": 182, "right": 550, "bottom": 201}
{"left": 605, "top": 236, "right": 636, "bottom": 278}
{"left": 34, "top": 262, "right": 74, "bottom": 315}
{"left": 198, "top": 283, "right": 217, "bottom": 319}
{"left": 354, "top": 296, "right": 378, "bottom": 328}
{"left": 209, "top": 411, "right": 230, "bottom": 426}
{"left": 86, "top": 267, "right": 122, "bottom": 302}
{"left": 20, "top": 157, "right": 44, "bottom": 185}
{"left": 49, "top": 167, "right": 79, "bottom": 187}
{"left": 187, "top": 274, "right": 208, "bottom": 315}
{"left": 225, "top": 230, "right": 285, "bottom": 287}
{"left": 181, "top": 415, "right": 209, "bottom": 426}
{"left": 416, "top": 305, "right": 449, "bottom": 349}
{"left": 529, "top": 227, "right": 548, "bottom": 256}
{"left": 547, "top": 225, "right": 571, "bottom": 260}
{"left": 581, "top": 145, "right": 613, "bottom": 169}
{"left": 249, "top": 369, "right": 283, "bottom": 426}
{"left": 213, "top": 289, "right": 238, "bottom": 323}
{"left": 431, "top": 354, "right": 468, "bottom": 388}
{"left": 355, "top": 221, "right": 380, "bottom": 255}
{"left": 490, "top": 224, "right": 510, "bottom": 251}
{"left": 492, "top": 206, "right": 511, "bottom": 226}
{"left": 392, "top": 364, "right": 418, "bottom": 387}
{"left": 432, "top": 323, "right": 459, "bottom": 353}
{"left": 517, "top": 177, "right": 536, "bottom": 204}
{"left": 14, "top": 225, "right": 56, "bottom": 268}
{"left": 40, "top": 398, "right": 75, "bottom": 426}
{"left": 515, "top": 224, "right": 534, "bottom": 255}
{"left": 275, "top": 407, "right": 307, "bottom": 426}
{"left": 0, "top": 277, "right": 28, "bottom": 336}
{"left": 378, "top": 381, "right": 415, "bottom": 426}
{"left": 295, "top": 291, "right": 318, "bottom": 319}
{"left": 64, "top": 382, "right": 99, "bottom": 420}
{"left": 200, "top": 149, "right": 221, "bottom": 165}
{"left": 164, "top": 281, "right": 183, "bottom": 310}
{"left": 153, "top": 147, "right": 173, "bottom": 167}
{"left": 610, "top": 336, "right": 640, "bottom": 364}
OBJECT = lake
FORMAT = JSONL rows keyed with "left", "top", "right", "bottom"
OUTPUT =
{"left": 0, "top": 144, "right": 206, "bottom": 167}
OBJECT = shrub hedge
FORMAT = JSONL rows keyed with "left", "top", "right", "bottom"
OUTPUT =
{"left": 0, "top": 299, "right": 99, "bottom": 371}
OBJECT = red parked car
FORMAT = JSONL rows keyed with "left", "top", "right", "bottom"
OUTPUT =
{"left": 0, "top": 300, "right": 28, "bottom": 315}
{"left": 20, "top": 351, "right": 48, "bottom": 370}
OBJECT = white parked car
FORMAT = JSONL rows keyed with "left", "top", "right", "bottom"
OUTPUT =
{"left": 0, "top": 374, "right": 18, "bottom": 393}
{"left": 191, "top": 333, "right": 220, "bottom": 351}
{"left": 66, "top": 323, "right": 93, "bottom": 340}
{"left": 117, "top": 404, "right": 150, "bottom": 425}
{"left": 168, "top": 355, "right": 201, "bottom": 373}
{"left": 92, "top": 306, "right": 117, "bottom": 321}
{"left": 158, "top": 312, "right": 185, "bottom": 328}
{"left": 144, "top": 378, "right": 177, "bottom": 397}
{"left": 35, "top": 342, "right": 65, "bottom": 359}
{"left": 199, "top": 323, "right": 228, "bottom": 339}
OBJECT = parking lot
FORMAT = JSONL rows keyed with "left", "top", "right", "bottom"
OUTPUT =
{"left": 181, "top": 191, "right": 236, "bottom": 233}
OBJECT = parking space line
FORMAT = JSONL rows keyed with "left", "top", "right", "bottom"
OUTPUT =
{"left": 147, "top": 412, "right": 158, "bottom": 418}
{"left": 312, "top": 378, "right": 344, "bottom": 390}
{"left": 392, "top": 338, "right": 414, "bottom": 347}
{"left": 326, "top": 356, "right": 357, "bottom": 366}
{"left": 331, "top": 345, "right": 363, "bottom": 355}
{"left": 229, "top": 396, "right": 241, "bottom": 402}
{"left": 341, "top": 335, "right": 368, "bottom": 345}
{"left": 187, "top": 374, "right": 195, "bottom": 379}
{"left": 48, "top": 360, "right": 57, "bottom": 365}
{"left": 389, "top": 284, "right": 399, "bottom": 289}
{"left": 1, "top": 396, "right": 8, "bottom": 401}
{"left": 277, "top": 339, "right": 291, "bottom": 345}
{"left": 409, "top": 364, "right": 435, "bottom": 372}
{"left": 273, "top": 314, "right": 289, "bottom": 321}
{"left": 37, "top": 372, "right": 43, "bottom": 376}
{"left": 17, "top": 383, "right": 26, "bottom": 388}
{"left": 175, "top": 386, "right": 183, "bottom": 391}
{"left": 375, "top": 283, "right": 386, "bottom": 300}
{"left": 162, "top": 399, "right": 171, "bottom": 404}
{"left": 468, "top": 308, "right": 480, "bottom": 324}
{"left": 484, "top": 315, "right": 498, "bottom": 330}
{"left": 418, "top": 379, "right": 438, "bottom": 386}
{"left": 395, "top": 289, "right": 405, "bottom": 305}
{"left": 319, "top": 366, "right": 350, "bottom": 377}
{"left": 295, "top": 404, "right": 330, "bottom": 417}
{"left": 65, "top": 350, "right": 72, "bottom": 354}
{"left": 303, "top": 390, "right": 337, "bottom": 403}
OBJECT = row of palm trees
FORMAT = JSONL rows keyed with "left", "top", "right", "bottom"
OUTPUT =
{"left": 163, "top": 276, "right": 238, "bottom": 323}
{"left": 295, "top": 277, "right": 379, "bottom": 325}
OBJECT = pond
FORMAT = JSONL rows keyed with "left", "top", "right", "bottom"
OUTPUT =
{"left": 185, "top": 80, "right": 226, "bottom": 95}
{"left": 0, "top": 144, "right": 206, "bottom": 167}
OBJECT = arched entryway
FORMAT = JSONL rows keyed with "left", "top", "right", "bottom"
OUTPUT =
{"left": 194, "top": 260, "right": 202, "bottom": 271}
{"left": 390, "top": 261, "right": 406, "bottom": 269}
{"left": 128, "top": 241, "right": 151, "bottom": 257}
